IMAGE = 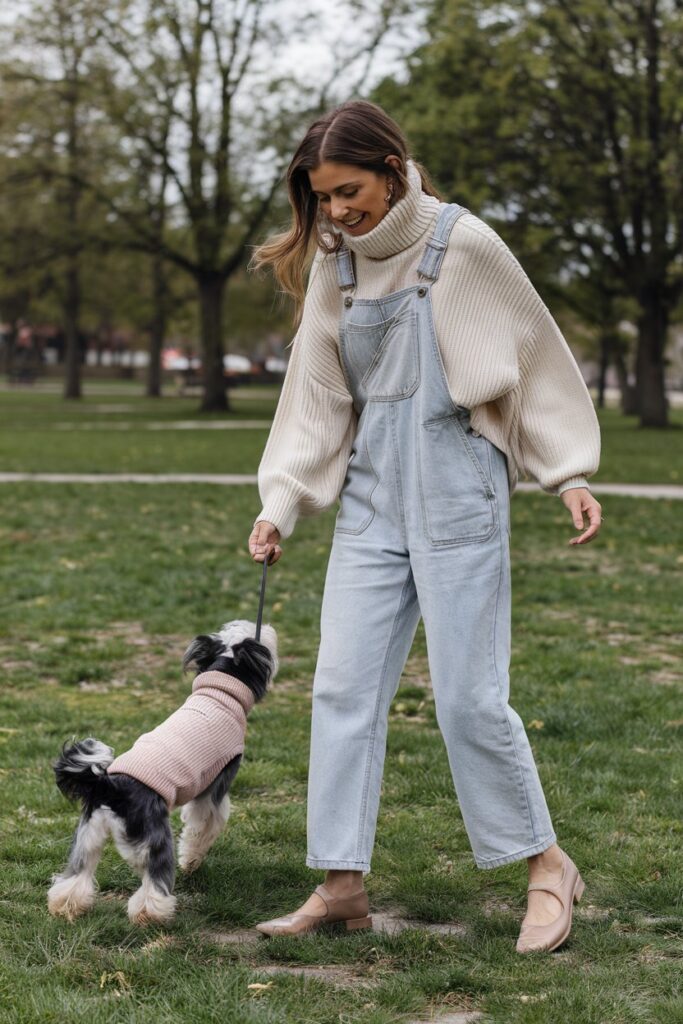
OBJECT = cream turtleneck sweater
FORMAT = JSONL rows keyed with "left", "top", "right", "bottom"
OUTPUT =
{"left": 254, "top": 160, "right": 600, "bottom": 540}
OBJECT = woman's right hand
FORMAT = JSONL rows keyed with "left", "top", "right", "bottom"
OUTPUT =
{"left": 249, "top": 520, "right": 283, "bottom": 564}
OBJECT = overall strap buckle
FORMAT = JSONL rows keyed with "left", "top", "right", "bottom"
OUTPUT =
{"left": 335, "top": 245, "right": 356, "bottom": 292}
{"left": 417, "top": 203, "right": 469, "bottom": 283}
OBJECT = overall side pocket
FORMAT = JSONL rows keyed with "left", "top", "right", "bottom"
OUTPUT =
{"left": 418, "top": 414, "right": 497, "bottom": 546}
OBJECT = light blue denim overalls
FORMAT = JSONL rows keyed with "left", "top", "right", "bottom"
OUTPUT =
{"left": 306, "top": 203, "right": 556, "bottom": 872}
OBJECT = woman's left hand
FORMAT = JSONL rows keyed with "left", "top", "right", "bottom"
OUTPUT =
{"left": 560, "top": 487, "right": 602, "bottom": 546}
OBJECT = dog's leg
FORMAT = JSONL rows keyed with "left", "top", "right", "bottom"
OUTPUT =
{"left": 47, "top": 808, "right": 110, "bottom": 920}
{"left": 105, "top": 783, "right": 176, "bottom": 926}
{"left": 124, "top": 812, "right": 176, "bottom": 926}
{"left": 178, "top": 754, "right": 242, "bottom": 873}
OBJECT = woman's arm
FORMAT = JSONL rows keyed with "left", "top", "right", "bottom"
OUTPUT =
{"left": 253, "top": 252, "right": 356, "bottom": 541}
{"left": 516, "top": 305, "right": 601, "bottom": 496}
{"left": 516, "top": 306, "right": 602, "bottom": 544}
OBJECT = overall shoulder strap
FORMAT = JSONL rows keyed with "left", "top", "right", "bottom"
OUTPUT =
{"left": 417, "top": 202, "right": 469, "bottom": 283}
{"left": 335, "top": 244, "right": 356, "bottom": 291}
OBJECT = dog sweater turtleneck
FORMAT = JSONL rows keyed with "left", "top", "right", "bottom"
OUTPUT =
{"left": 107, "top": 671, "right": 256, "bottom": 808}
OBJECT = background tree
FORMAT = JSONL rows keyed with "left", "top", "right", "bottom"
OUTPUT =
{"left": 1, "top": 0, "right": 417, "bottom": 406}
{"left": 93, "top": 0, "right": 414, "bottom": 411}
{"left": 2, "top": 0, "right": 113, "bottom": 399}
{"left": 374, "top": 0, "right": 683, "bottom": 426}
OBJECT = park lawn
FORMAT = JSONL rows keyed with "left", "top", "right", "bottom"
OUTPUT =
{"left": 0, "top": 474, "right": 682, "bottom": 1023}
{"left": 0, "top": 385, "right": 682, "bottom": 483}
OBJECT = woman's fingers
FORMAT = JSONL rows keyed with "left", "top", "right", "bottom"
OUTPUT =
{"left": 560, "top": 488, "right": 602, "bottom": 546}
{"left": 249, "top": 521, "right": 282, "bottom": 563}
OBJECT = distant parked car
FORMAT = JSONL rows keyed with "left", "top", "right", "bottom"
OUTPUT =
{"left": 223, "top": 354, "right": 252, "bottom": 373}
{"left": 265, "top": 356, "right": 287, "bottom": 374}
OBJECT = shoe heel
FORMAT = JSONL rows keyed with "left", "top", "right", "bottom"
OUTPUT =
{"left": 345, "top": 915, "right": 372, "bottom": 932}
{"left": 573, "top": 876, "right": 585, "bottom": 904}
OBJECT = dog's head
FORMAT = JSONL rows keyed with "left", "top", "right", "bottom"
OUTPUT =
{"left": 182, "top": 619, "right": 278, "bottom": 704}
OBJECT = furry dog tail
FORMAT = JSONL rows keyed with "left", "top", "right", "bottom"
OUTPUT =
{"left": 54, "top": 738, "right": 115, "bottom": 803}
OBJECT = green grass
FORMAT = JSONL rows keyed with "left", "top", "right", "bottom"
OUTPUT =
{"left": 1, "top": 385, "right": 682, "bottom": 482}
{"left": 0, "top": 385, "right": 682, "bottom": 1023}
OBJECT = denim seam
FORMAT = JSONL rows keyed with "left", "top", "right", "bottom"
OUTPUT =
{"left": 346, "top": 283, "right": 424, "bottom": 305}
{"left": 490, "top": 518, "right": 537, "bottom": 846}
{"left": 389, "top": 404, "right": 408, "bottom": 548}
{"left": 348, "top": 311, "right": 414, "bottom": 333}
{"left": 355, "top": 569, "right": 415, "bottom": 863}
{"left": 335, "top": 412, "right": 379, "bottom": 536}
{"left": 475, "top": 832, "right": 557, "bottom": 870}
{"left": 306, "top": 858, "right": 370, "bottom": 869}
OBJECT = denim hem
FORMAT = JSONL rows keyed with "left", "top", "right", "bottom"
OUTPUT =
{"left": 475, "top": 833, "right": 557, "bottom": 870}
{"left": 306, "top": 857, "right": 371, "bottom": 874}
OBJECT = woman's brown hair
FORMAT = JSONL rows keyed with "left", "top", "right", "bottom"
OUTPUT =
{"left": 249, "top": 99, "right": 442, "bottom": 325}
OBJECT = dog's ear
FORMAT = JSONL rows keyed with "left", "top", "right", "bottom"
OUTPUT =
{"left": 231, "top": 638, "right": 272, "bottom": 702}
{"left": 182, "top": 634, "right": 225, "bottom": 674}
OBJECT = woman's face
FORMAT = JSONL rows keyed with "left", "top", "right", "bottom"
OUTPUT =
{"left": 308, "top": 157, "right": 401, "bottom": 236}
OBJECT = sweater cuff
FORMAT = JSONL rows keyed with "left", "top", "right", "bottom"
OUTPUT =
{"left": 253, "top": 499, "right": 300, "bottom": 541}
{"left": 555, "top": 476, "right": 591, "bottom": 496}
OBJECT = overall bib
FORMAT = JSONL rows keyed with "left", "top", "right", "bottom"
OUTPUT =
{"left": 306, "top": 203, "right": 556, "bottom": 872}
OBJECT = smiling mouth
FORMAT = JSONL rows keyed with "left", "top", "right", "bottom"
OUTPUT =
{"left": 341, "top": 214, "right": 365, "bottom": 227}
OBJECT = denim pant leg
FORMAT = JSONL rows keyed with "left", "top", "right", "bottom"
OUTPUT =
{"left": 410, "top": 456, "right": 556, "bottom": 869}
{"left": 306, "top": 536, "right": 421, "bottom": 873}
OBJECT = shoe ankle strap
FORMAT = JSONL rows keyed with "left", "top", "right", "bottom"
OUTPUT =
{"left": 315, "top": 883, "right": 365, "bottom": 905}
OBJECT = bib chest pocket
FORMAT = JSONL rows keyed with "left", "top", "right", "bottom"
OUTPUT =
{"left": 341, "top": 306, "right": 419, "bottom": 402}
{"left": 419, "top": 414, "right": 498, "bottom": 546}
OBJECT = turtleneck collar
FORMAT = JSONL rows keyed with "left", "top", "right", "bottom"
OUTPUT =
{"left": 338, "top": 159, "right": 441, "bottom": 261}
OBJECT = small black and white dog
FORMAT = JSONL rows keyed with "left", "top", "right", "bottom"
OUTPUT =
{"left": 48, "top": 620, "right": 278, "bottom": 925}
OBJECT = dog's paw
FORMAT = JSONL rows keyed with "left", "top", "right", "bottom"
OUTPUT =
{"left": 47, "top": 874, "right": 96, "bottom": 921}
{"left": 127, "top": 884, "right": 176, "bottom": 926}
{"left": 177, "top": 837, "right": 207, "bottom": 874}
{"left": 177, "top": 855, "right": 202, "bottom": 874}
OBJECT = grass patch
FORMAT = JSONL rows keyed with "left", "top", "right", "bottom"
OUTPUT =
{"left": 1, "top": 386, "right": 682, "bottom": 482}
{"left": 1, "top": 387, "right": 682, "bottom": 1021}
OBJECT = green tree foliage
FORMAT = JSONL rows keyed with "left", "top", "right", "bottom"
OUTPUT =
{"left": 374, "top": 0, "right": 683, "bottom": 425}
{"left": 0, "top": 0, "right": 111, "bottom": 397}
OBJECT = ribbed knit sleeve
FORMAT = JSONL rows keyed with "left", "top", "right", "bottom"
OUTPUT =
{"left": 515, "top": 305, "right": 601, "bottom": 494}
{"left": 254, "top": 250, "right": 356, "bottom": 539}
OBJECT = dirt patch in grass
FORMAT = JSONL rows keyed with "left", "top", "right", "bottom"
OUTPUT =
{"left": 575, "top": 903, "right": 613, "bottom": 921}
{"left": 203, "top": 927, "right": 262, "bottom": 946}
{"left": 650, "top": 670, "right": 683, "bottom": 686}
{"left": 78, "top": 677, "right": 130, "bottom": 693}
{"left": 251, "top": 963, "right": 376, "bottom": 987}
{"left": 203, "top": 908, "right": 469, "bottom": 949}
{"left": 372, "top": 908, "right": 467, "bottom": 938}
{"left": 411, "top": 1004, "right": 483, "bottom": 1024}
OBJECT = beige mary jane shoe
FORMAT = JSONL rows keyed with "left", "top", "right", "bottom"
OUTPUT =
{"left": 255, "top": 883, "right": 372, "bottom": 938}
{"left": 516, "top": 849, "right": 585, "bottom": 953}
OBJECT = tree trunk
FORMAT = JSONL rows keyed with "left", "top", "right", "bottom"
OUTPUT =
{"left": 635, "top": 288, "right": 668, "bottom": 427}
{"left": 62, "top": 67, "right": 82, "bottom": 401}
{"left": 612, "top": 347, "right": 638, "bottom": 416}
{"left": 63, "top": 260, "right": 81, "bottom": 399}
{"left": 198, "top": 271, "right": 229, "bottom": 412}
{"left": 597, "top": 331, "right": 610, "bottom": 409}
{"left": 147, "top": 253, "right": 166, "bottom": 398}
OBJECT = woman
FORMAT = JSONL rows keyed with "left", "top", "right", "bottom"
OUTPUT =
{"left": 247, "top": 100, "right": 601, "bottom": 953}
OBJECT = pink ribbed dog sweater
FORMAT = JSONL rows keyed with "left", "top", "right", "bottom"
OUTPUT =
{"left": 107, "top": 671, "right": 256, "bottom": 808}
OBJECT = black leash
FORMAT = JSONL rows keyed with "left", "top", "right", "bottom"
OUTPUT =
{"left": 255, "top": 551, "right": 272, "bottom": 643}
